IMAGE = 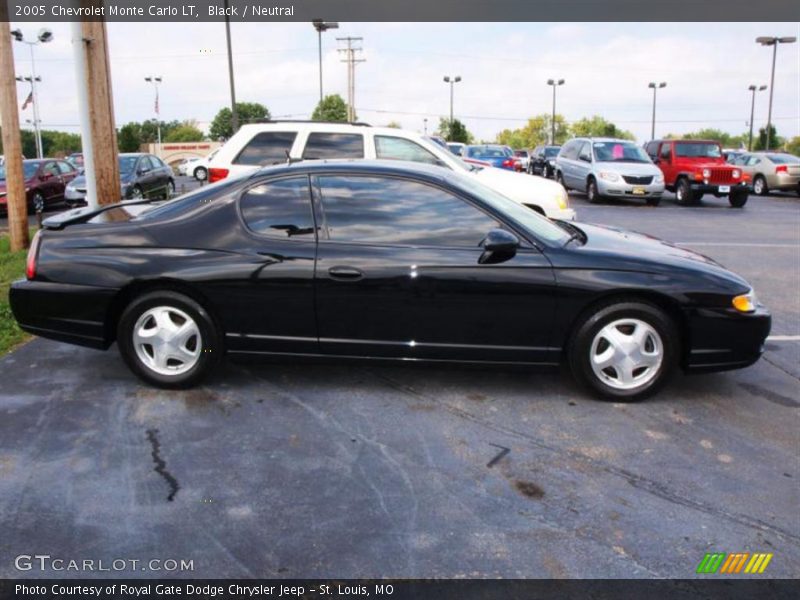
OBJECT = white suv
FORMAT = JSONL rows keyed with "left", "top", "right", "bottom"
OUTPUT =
{"left": 206, "top": 122, "right": 575, "bottom": 220}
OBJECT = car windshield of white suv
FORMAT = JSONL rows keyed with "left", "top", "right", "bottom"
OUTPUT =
{"left": 674, "top": 143, "right": 722, "bottom": 158}
{"left": 592, "top": 142, "right": 650, "bottom": 163}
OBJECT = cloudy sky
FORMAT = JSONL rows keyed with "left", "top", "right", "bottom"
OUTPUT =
{"left": 7, "top": 21, "right": 800, "bottom": 143}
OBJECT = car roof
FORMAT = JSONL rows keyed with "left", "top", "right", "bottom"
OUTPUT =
{"left": 247, "top": 159, "right": 452, "bottom": 183}
{"left": 120, "top": 152, "right": 147, "bottom": 157}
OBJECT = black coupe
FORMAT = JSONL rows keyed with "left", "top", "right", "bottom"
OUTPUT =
{"left": 11, "top": 161, "right": 770, "bottom": 400}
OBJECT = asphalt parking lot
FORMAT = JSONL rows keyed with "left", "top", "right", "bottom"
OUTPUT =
{"left": 0, "top": 185, "right": 798, "bottom": 579}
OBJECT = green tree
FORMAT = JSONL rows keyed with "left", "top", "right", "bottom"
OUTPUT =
{"left": 496, "top": 114, "right": 568, "bottom": 148}
{"left": 753, "top": 124, "right": 784, "bottom": 151}
{"left": 669, "top": 128, "right": 747, "bottom": 148}
{"left": 569, "top": 115, "right": 634, "bottom": 140}
{"left": 437, "top": 118, "right": 473, "bottom": 143}
{"left": 786, "top": 136, "right": 800, "bottom": 156}
{"left": 312, "top": 94, "right": 349, "bottom": 122}
{"left": 118, "top": 122, "right": 142, "bottom": 152}
{"left": 384, "top": 120, "right": 402, "bottom": 129}
{"left": 209, "top": 102, "right": 270, "bottom": 140}
{"left": 165, "top": 121, "right": 205, "bottom": 143}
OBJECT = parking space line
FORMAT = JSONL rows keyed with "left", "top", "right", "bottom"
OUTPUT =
{"left": 675, "top": 243, "right": 798, "bottom": 248}
{"left": 767, "top": 336, "right": 800, "bottom": 342}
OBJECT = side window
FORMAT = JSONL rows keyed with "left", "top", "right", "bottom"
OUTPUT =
{"left": 578, "top": 142, "right": 592, "bottom": 161}
{"left": 660, "top": 144, "right": 672, "bottom": 160}
{"left": 43, "top": 162, "right": 60, "bottom": 176}
{"left": 239, "top": 177, "right": 316, "bottom": 239}
{"left": 748, "top": 156, "right": 761, "bottom": 166}
{"left": 374, "top": 136, "right": 441, "bottom": 166}
{"left": 234, "top": 131, "right": 298, "bottom": 166}
{"left": 318, "top": 175, "right": 501, "bottom": 247}
{"left": 150, "top": 155, "right": 166, "bottom": 168}
{"left": 561, "top": 141, "right": 577, "bottom": 160}
{"left": 302, "top": 133, "right": 364, "bottom": 159}
{"left": 57, "top": 161, "right": 74, "bottom": 175}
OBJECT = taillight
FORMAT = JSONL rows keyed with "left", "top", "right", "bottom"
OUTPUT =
{"left": 208, "top": 168, "right": 229, "bottom": 183}
{"left": 501, "top": 159, "right": 514, "bottom": 168}
{"left": 776, "top": 165, "right": 788, "bottom": 174}
{"left": 26, "top": 230, "right": 42, "bottom": 280}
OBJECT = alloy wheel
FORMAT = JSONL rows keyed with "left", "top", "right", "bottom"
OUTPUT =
{"left": 132, "top": 306, "right": 202, "bottom": 376}
{"left": 589, "top": 318, "right": 663, "bottom": 391}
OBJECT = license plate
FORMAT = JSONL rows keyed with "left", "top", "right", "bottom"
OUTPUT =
{"left": 632, "top": 187, "right": 646, "bottom": 195}
{"left": 719, "top": 185, "right": 731, "bottom": 193}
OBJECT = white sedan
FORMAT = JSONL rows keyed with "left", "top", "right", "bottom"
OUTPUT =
{"left": 177, "top": 149, "right": 219, "bottom": 181}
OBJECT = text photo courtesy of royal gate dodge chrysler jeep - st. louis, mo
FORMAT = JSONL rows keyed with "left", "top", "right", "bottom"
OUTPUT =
{"left": 0, "top": 1, "right": 798, "bottom": 597}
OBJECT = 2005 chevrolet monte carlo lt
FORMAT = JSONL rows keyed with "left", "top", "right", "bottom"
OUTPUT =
{"left": 10, "top": 160, "right": 770, "bottom": 401}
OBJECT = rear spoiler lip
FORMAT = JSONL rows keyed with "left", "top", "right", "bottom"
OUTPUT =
{"left": 42, "top": 198, "right": 163, "bottom": 230}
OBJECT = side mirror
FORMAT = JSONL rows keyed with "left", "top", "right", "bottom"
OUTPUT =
{"left": 480, "top": 229, "right": 519, "bottom": 264}
{"left": 579, "top": 154, "right": 591, "bottom": 163}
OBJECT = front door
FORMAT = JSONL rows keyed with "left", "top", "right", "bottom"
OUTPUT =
{"left": 312, "top": 174, "right": 557, "bottom": 364}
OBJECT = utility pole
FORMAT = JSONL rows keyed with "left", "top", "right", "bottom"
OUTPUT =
{"left": 224, "top": 0, "right": 238, "bottom": 134}
{"left": 0, "top": 12, "right": 29, "bottom": 251}
{"left": 337, "top": 36, "right": 364, "bottom": 122}
{"left": 79, "top": 20, "right": 120, "bottom": 206}
{"left": 747, "top": 84, "right": 767, "bottom": 151}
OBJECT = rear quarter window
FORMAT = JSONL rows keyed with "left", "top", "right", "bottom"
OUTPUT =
{"left": 234, "top": 131, "right": 298, "bottom": 166}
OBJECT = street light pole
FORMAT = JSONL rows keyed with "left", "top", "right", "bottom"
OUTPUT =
{"left": 546, "top": 78, "right": 565, "bottom": 145}
{"left": 748, "top": 84, "right": 767, "bottom": 151}
{"left": 312, "top": 20, "right": 339, "bottom": 105}
{"left": 10, "top": 28, "right": 53, "bottom": 159}
{"left": 648, "top": 82, "right": 667, "bottom": 140}
{"left": 224, "top": 0, "right": 238, "bottom": 135}
{"left": 443, "top": 75, "right": 461, "bottom": 137}
{"left": 144, "top": 76, "right": 162, "bottom": 147}
{"left": 756, "top": 36, "right": 796, "bottom": 150}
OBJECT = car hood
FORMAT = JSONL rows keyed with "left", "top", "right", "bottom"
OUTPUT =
{"left": 570, "top": 222, "right": 750, "bottom": 290}
{"left": 594, "top": 161, "right": 661, "bottom": 176}
{"left": 470, "top": 166, "right": 564, "bottom": 200}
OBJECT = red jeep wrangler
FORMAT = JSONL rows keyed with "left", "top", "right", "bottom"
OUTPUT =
{"left": 645, "top": 139, "right": 751, "bottom": 207}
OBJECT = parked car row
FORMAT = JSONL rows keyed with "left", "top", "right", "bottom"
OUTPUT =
{"left": 0, "top": 158, "right": 79, "bottom": 214}
{"left": 727, "top": 152, "right": 800, "bottom": 196}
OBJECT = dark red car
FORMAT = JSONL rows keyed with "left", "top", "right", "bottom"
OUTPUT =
{"left": 0, "top": 158, "right": 79, "bottom": 214}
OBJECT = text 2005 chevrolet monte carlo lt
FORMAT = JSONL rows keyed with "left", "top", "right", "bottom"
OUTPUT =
{"left": 10, "top": 160, "right": 770, "bottom": 401}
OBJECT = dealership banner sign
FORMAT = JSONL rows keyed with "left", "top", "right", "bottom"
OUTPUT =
{"left": 1, "top": 580, "right": 798, "bottom": 600}
{"left": 4, "top": 0, "right": 799, "bottom": 22}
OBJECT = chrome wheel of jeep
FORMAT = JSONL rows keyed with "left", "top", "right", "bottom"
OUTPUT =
{"left": 590, "top": 318, "right": 663, "bottom": 391}
{"left": 133, "top": 306, "right": 202, "bottom": 376}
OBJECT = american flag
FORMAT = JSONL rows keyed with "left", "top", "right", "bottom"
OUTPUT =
{"left": 21, "top": 91, "right": 33, "bottom": 110}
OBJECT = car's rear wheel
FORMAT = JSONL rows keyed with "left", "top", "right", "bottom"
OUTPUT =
{"left": 753, "top": 175, "right": 768, "bottom": 196}
{"left": 30, "top": 191, "right": 45, "bottom": 213}
{"left": 586, "top": 177, "right": 600, "bottom": 204}
{"left": 729, "top": 190, "right": 748, "bottom": 208}
{"left": 541, "top": 164, "right": 550, "bottom": 179}
{"left": 568, "top": 300, "right": 678, "bottom": 401}
{"left": 118, "top": 291, "right": 222, "bottom": 388}
{"left": 556, "top": 171, "right": 567, "bottom": 190}
{"left": 194, "top": 166, "right": 208, "bottom": 181}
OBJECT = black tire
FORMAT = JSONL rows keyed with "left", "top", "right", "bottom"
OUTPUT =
{"left": 164, "top": 179, "right": 176, "bottom": 199}
{"left": 556, "top": 171, "right": 567, "bottom": 190}
{"left": 729, "top": 190, "right": 748, "bottom": 208}
{"left": 586, "top": 177, "right": 600, "bottom": 204}
{"left": 130, "top": 185, "right": 144, "bottom": 200}
{"left": 568, "top": 300, "right": 679, "bottom": 402}
{"left": 645, "top": 196, "right": 661, "bottom": 207}
{"left": 541, "top": 164, "right": 549, "bottom": 179}
{"left": 194, "top": 166, "right": 208, "bottom": 181}
{"left": 117, "top": 290, "right": 222, "bottom": 389}
{"left": 675, "top": 178, "right": 695, "bottom": 206}
{"left": 30, "top": 191, "right": 45, "bottom": 213}
{"left": 752, "top": 175, "right": 768, "bottom": 196}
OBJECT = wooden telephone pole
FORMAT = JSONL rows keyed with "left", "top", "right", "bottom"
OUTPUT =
{"left": 0, "top": 7, "right": 30, "bottom": 251}
{"left": 78, "top": 18, "right": 120, "bottom": 206}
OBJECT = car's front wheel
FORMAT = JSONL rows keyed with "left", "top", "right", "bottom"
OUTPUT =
{"left": 118, "top": 291, "right": 222, "bottom": 388}
{"left": 729, "top": 190, "right": 748, "bottom": 208}
{"left": 586, "top": 178, "right": 600, "bottom": 204}
{"left": 568, "top": 300, "right": 678, "bottom": 401}
{"left": 541, "top": 164, "right": 549, "bottom": 179}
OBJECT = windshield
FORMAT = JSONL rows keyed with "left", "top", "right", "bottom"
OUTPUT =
{"left": 544, "top": 147, "right": 560, "bottom": 157}
{"left": 0, "top": 162, "right": 40, "bottom": 180}
{"left": 674, "top": 143, "right": 722, "bottom": 158}
{"left": 593, "top": 141, "right": 650, "bottom": 163}
{"left": 467, "top": 146, "right": 512, "bottom": 159}
{"left": 119, "top": 156, "right": 139, "bottom": 175}
{"left": 767, "top": 154, "right": 799, "bottom": 164}
{"left": 451, "top": 173, "right": 569, "bottom": 245}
